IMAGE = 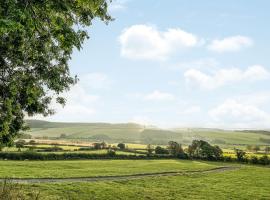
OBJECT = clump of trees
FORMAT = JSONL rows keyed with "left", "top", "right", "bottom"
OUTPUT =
{"left": 235, "top": 149, "right": 246, "bottom": 161}
{"left": 15, "top": 139, "right": 26, "bottom": 151}
{"left": 168, "top": 141, "right": 186, "bottom": 158}
{"left": 93, "top": 142, "right": 107, "bottom": 150}
{"left": 155, "top": 146, "right": 169, "bottom": 154}
{"left": 117, "top": 143, "right": 126, "bottom": 150}
{"left": 187, "top": 140, "right": 223, "bottom": 160}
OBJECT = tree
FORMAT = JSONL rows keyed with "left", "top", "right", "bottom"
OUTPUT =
{"left": 15, "top": 139, "right": 26, "bottom": 150}
{"left": 117, "top": 143, "right": 125, "bottom": 150}
{"left": 93, "top": 143, "right": 102, "bottom": 150}
{"left": 168, "top": 141, "right": 185, "bottom": 157}
{"left": 265, "top": 146, "right": 270, "bottom": 154}
{"left": 0, "top": 1, "right": 112, "bottom": 147}
{"left": 235, "top": 149, "right": 246, "bottom": 161}
{"left": 59, "top": 134, "right": 67, "bottom": 139}
{"left": 28, "top": 140, "right": 36, "bottom": 145}
{"left": 146, "top": 144, "right": 153, "bottom": 156}
{"left": 187, "top": 140, "right": 223, "bottom": 160}
{"left": 155, "top": 146, "right": 169, "bottom": 154}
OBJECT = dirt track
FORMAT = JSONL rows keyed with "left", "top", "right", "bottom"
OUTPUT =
{"left": 0, "top": 166, "right": 239, "bottom": 184}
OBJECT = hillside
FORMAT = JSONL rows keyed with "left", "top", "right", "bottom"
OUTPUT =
{"left": 25, "top": 120, "right": 270, "bottom": 146}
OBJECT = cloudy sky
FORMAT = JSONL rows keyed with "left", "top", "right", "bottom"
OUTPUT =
{"left": 38, "top": 0, "right": 270, "bottom": 129}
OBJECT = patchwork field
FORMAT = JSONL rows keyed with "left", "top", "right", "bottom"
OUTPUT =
{"left": 25, "top": 120, "right": 270, "bottom": 146}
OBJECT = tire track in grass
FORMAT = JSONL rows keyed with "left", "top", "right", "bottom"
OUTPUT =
{"left": 0, "top": 166, "right": 239, "bottom": 183}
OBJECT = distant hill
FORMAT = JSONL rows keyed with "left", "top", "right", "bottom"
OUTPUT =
{"left": 25, "top": 120, "right": 270, "bottom": 146}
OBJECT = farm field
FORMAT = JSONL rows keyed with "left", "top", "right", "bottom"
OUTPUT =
{"left": 0, "top": 160, "right": 221, "bottom": 178}
{"left": 1, "top": 160, "right": 269, "bottom": 200}
{"left": 25, "top": 120, "right": 270, "bottom": 147}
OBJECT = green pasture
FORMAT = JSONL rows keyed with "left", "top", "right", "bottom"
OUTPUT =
{"left": 1, "top": 160, "right": 269, "bottom": 200}
{"left": 0, "top": 160, "right": 222, "bottom": 178}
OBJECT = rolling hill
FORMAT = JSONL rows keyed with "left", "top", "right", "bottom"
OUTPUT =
{"left": 25, "top": 120, "right": 270, "bottom": 146}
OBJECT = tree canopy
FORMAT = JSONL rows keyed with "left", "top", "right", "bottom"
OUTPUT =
{"left": 0, "top": 0, "right": 112, "bottom": 146}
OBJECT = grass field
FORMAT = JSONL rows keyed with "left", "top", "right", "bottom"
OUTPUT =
{"left": 0, "top": 160, "right": 220, "bottom": 178}
{"left": 25, "top": 120, "right": 270, "bottom": 146}
{"left": 1, "top": 160, "right": 269, "bottom": 199}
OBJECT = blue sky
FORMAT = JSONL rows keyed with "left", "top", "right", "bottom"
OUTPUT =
{"left": 38, "top": 0, "right": 270, "bottom": 129}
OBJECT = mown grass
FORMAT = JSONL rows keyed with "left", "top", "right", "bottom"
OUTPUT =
{"left": 15, "top": 165, "right": 270, "bottom": 200}
{"left": 0, "top": 160, "right": 223, "bottom": 178}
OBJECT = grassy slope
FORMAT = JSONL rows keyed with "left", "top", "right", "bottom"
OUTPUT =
{"left": 26, "top": 120, "right": 270, "bottom": 145}
{"left": 15, "top": 164, "right": 270, "bottom": 200}
{"left": 0, "top": 160, "right": 220, "bottom": 178}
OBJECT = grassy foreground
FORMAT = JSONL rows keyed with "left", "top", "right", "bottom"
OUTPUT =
{"left": 0, "top": 160, "right": 220, "bottom": 178}
{"left": 1, "top": 159, "right": 269, "bottom": 199}
{"left": 12, "top": 165, "right": 270, "bottom": 200}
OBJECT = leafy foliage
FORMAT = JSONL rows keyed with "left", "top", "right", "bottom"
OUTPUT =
{"left": 187, "top": 140, "right": 223, "bottom": 160}
{"left": 0, "top": 0, "right": 112, "bottom": 146}
{"left": 235, "top": 149, "right": 246, "bottom": 161}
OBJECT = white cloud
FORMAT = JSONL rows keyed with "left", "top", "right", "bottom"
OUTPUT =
{"left": 80, "top": 73, "right": 111, "bottom": 90}
{"left": 184, "top": 65, "right": 269, "bottom": 90}
{"left": 208, "top": 36, "right": 253, "bottom": 53}
{"left": 119, "top": 24, "right": 199, "bottom": 60}
{"left": 30, "top": 74, "right": 103, "bottom": 122}
{"left": 209, "top": 99, "right": 270, "bottom": 128}
{"left": 144, "top": 90, "right": 175, "bottom": 101}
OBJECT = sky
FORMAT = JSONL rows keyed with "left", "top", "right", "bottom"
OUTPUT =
{"left": 36, "top": 0, "right": 270, "bottom": 129}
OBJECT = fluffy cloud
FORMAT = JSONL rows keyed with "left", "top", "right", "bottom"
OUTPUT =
{"left": 209, "top": 99, "right": 270, "bottom": 128}
{"left": 30, "top": 74, "right": 106, "bottom": 122}
{"left": 144, "top": 90, "right": 175, "bottom": 101}
{"left": 184, "top": 65, "right": 269, "bottom": 90}
{"left": 119, "top": 24, "right": 199, "bottom": 60}
{"left": 208, "top": 36, "right": 253, "bottom": 53}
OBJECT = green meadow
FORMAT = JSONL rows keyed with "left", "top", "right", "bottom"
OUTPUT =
{"left": 0, "top": 160, "right": 269, "bottom": 200}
